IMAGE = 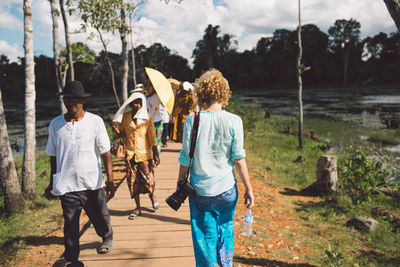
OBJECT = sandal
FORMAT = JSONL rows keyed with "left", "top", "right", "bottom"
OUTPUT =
{"left": 128, "top": 209, "right": 141, "bottom": 220}
{"left": 97, "top": 239, "right": 113, "bottom": 254}
{"left": 152, "top": 201, "right": 160, "bottom": 210}
{"left": 128, "top": 212, "right": 138, "bottom": 220}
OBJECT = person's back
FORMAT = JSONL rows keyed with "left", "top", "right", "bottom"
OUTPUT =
{"left": 175, "top": 69, "right": 254, "bottom": 267}
{"left": 180, "top": 110, "right": 245, "bottom": 196}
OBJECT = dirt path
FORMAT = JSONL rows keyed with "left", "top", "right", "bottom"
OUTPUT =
{"left": 10, "top": 143, "right": 320, "bottom": 267}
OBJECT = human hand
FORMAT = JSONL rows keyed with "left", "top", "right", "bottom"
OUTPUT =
{"left": 111, "top": 121, "right": 120, "bottom": 134}
{"left": 44, "top": 185, "right": 55, "bottom": 200}
{"left": 244, "top": 189, "right": 255, "bottom": 209}
{"left": 105, "top": 181, "right": 116, "bottom": 198}
{"left": 153, "top": 154, "right": 160, "bottom": 167}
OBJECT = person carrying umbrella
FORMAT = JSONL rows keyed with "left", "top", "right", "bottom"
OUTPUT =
{"left": 144, "top": 67, "right": 175, "bottom": 153}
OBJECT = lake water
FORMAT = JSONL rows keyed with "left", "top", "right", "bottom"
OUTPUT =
{"left": 4, "top": 87, "right": 400, "bottom": 154}
{"left": 239, "top": 87, "right": 400, "bottom": 128}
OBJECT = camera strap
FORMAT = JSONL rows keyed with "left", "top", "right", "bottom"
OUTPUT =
{"left": 185, "top": 111, "right": 200, "bottom": 180}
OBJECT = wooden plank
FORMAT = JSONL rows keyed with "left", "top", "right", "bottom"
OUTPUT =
{"left": 78, "top": 143, "right": 195, "bottom": 266}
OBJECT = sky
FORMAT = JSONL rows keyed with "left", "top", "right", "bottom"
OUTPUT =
{"left": 0, "top": 0, "right": 397, "bottom": 63}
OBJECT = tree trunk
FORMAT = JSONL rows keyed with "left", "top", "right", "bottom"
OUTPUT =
{"left": 131, "top": 48, "right": 137, "bottom": 88}
{"left": 383, "top": 0, "right": 400, "bottom": 31}
{"left": 49, "top": 0, "right": 66, "bottom": 114}
{"left": 296, "top": 0, "right": 304, "bottom": 149}
{"left": 22, "top": 0, "right": 36, "bottom": 201}
{"left": 343, "top": 49, "right": 350, "bottom": 86}
{"left": 129, "top": 16, "right": 137, "bottom": 88}
{"left": 97, "top": 28, "right": 120, "bottom": 108}
{"left": 120, "top": 8, "right": 129, "bottom": 102}
{"left": 299, "top": 155, "right": 338, "bottom": 196}
{"left": 60, "top": 0, "right": 74, "bottom": 81}
{"left": 0, "top": 90, "right": 24, "bottom": 214}
{"left": 316, "top": 155, "right": 338, "bottom": 190}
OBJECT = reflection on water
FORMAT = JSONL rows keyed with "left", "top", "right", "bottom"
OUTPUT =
{"left": 240, "top": 87, "right": 400, "bottom": 128}
{"left": 361, "top": 95, "right": 400, "bottom": 104}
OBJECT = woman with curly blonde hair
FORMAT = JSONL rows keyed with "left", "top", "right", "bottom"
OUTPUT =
{"left": 177, "top": 68, "right": 255, "bottom": 266}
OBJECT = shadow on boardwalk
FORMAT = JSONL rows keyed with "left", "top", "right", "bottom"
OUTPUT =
{"left": 108, "top": 209, "right": 190, "bottom": 225}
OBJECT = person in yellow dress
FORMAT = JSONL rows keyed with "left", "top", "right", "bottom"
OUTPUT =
{"left": 112, "top": 92, "right": 161, "bottom": 219}
{"left": 171, "top": 81, "right": 197, "bottom": 143}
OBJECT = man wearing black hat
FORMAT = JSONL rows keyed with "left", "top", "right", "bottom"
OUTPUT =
{"left": 44, "top": 81, "right": 115, "bottom": 267}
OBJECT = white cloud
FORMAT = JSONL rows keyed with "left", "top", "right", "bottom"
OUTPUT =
{"left": 0, "top": 40, "right": 23, "bottom": 62}
{"left": 0, "top": 2, "right": 22, "bottom": 29}
{"left": 0, "top": 0, "right": 397, "bottom": 63}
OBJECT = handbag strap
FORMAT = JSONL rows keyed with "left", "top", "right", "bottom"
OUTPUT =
{"left": 185, "top": 112, "right": 200, "bottom": 180}
{"left": 189, "top": 111, "right": 200, "bottom": 159}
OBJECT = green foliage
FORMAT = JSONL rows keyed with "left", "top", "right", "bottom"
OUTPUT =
{"left": 225, "top": 99, "right": 262, "bottom": 130}
{"left": 323, "top": 244, "right": 345, "bottom": 266}
{"left": 338, "top": 147, "right": 390, "bottom": 205}
{"left": 76, "top": 0, "right": 137, "bottom": 34}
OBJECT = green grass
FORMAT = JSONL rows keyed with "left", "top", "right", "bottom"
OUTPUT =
{"left": 226, "top": 101, "right": 400, "bottom": 266}
{"left": 0, "top": 152, "right": 63, "bottom": 264}
{"left": 0, "top": 123, "right": 118, "bottom": 264}
{"left": 368, "top": 133, "right": 400, "bottom": 146}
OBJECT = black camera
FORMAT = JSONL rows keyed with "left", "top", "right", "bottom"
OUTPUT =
{"left": 166, "top": 178, "right": 196, "bottom": 211}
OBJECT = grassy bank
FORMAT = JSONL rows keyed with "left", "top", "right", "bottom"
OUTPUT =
{"left": 0, "top": 153, "right": 63, "bottom": 264}
{"left": 226, "top": 101, "right": 400, "bottom": 266}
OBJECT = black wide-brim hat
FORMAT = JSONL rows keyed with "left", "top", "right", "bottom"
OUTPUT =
{"left": 58, "top": 81, "right": 91, "bottom": 97}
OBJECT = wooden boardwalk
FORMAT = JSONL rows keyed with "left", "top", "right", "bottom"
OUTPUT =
{"left": 78, "top": 142, "right": 195, "bottom": 266}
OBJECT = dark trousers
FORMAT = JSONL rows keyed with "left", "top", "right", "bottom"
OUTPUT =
{"left": 161, "top": 122, "right": 169, "bottom": 145}
{"left": 60, "top": 188, "right": 113, "bottom": 262}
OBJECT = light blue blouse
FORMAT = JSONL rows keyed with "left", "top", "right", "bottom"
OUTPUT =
{"left": 178, "top": 110, "right": 246, "bottom": 196}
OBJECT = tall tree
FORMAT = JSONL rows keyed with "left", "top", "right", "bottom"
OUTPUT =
{"left": 192, "top": 25, "right": 237, "bottom": 76}
{"left": 120, "top": 7, "right": 129, "bottom": 102}
{"left": 49, "top": 0, "right": 66, "bottom": 114}
{"left": 129, "top": 13, "right": 137, "bottom": 88}
{"left": 22, "top": 0, "right": 36, "bottom": 200}
{"left": 192, "top": 25, "right": 219, "bottom": 72}
{"left": 77, "top": 0, "right": 124, "bottom": 107}
{"left": 296, "top": 0, "right": 304, "bottom": 149}
{"left": 60, "top": 0, "right": 74, "bottom": 81}
{"left": 59, "top": 42, "right": 96, "bottom": 88}
{"left": 0, "top": 89, "right": 24, "bottom": 214}
{"left": 384, "top": 0, "right": 400, "bottom": 31}
{"left": 328, "top": 19, "right": 361, "bottom": 85}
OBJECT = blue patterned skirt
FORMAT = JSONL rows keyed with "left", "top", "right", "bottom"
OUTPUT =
{"left": 189, "top": 185, "right": 238, "bottom": 267}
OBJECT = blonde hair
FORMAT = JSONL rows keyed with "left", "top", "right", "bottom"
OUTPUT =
{"left": 194, "top": 68, "right": 231, "bottom": 108}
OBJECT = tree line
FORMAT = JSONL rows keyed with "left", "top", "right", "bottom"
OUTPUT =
{"left": 1, "top": 21, "right": 400, "bottom": 103}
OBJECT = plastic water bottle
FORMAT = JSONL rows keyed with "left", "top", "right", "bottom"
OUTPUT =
{"left": 243, "top": 208, "right": 253, "bottom": 236}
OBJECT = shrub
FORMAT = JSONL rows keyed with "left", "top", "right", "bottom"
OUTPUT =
{"left": 226, "top": 99, "right": 263, "bottom": 130}
{"left": 338, "top": 147, "right": 390, "bottom": 205}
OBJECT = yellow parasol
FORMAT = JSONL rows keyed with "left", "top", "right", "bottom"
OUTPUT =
{"left": 167, "top": 78, "right": 181, "bottom": 91}
{"left": 145, "top": 67, "right": 175, "bottom": 114}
